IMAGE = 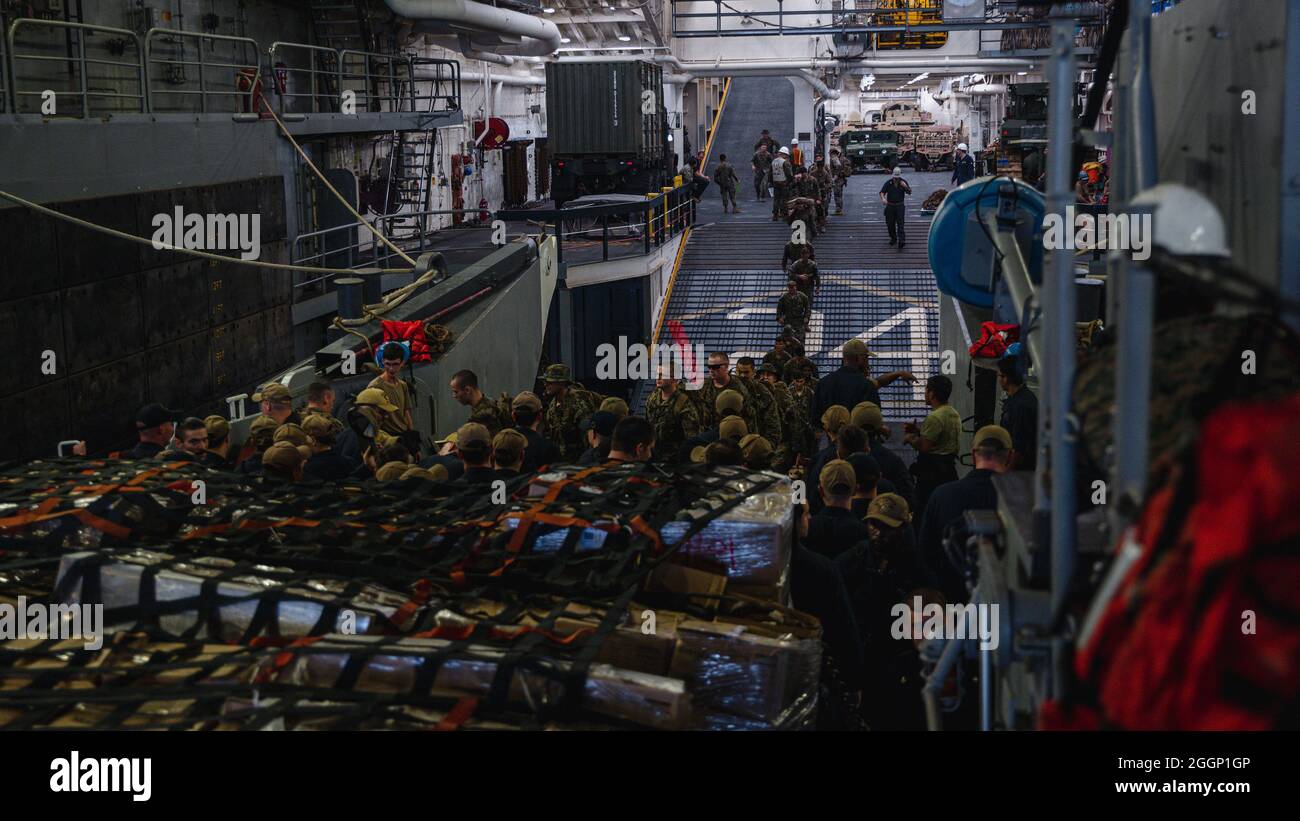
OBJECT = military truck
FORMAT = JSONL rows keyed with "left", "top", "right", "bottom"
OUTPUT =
{"left": 840, "top": 128, "right": 900, "bottom": 172}
{"left": 878, "top": 102, "right": 962, "bottom": 171}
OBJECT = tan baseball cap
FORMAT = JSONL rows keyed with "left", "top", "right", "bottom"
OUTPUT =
{"left": 739, "top": 434, "right": 773, "bottom": 463}
{"left": 375, "top": 461, "right": 410, "bottom": 481}
{"left": 867, "top": 492, "right": 912, "bottom": 528}
{"left": 493, "top": 428, "right": 528, "bottom": 462}
{"left": 355, "top": 388, "right": 398, "bottom": 413}
{"left": 819, "top": 459, "right": 856, "bottom": 495}
{"left": 203, "top": 415, "right": 230, "bottom": 442}
{"left": 851, "top": 401, "right": 885, "bottom": 432}
{"left": 974, "top": 425, "right": 1013, "bottom": 450}
{"left": 456, "top": 422, "right": 492, "bottom": 449}
{"left": 599, "top": 397, "right": 629, "bottom": 419}
{"left": 690, "top": 445, "right": 709, "bottom": 463}
{"left": 821, "top": 405, "right": 850, "bottom": 435}
{"left": 715, "top": 389, "right": 744, "bottom": 416}
{"left": 401, "top": 464, "right": 449, "bottom": 482}
{"left": 719, "top": 416, "right": 748, "bottom": 442}
{"left": 261, "top": 441, "right": 306, "bottom": 472}
{"left": 511, "top": 391, "right": 542, "bottom": 412}
{"left": 252, "top": 382, "right": 292, "bottom": 403}
{"left": 272, "top": 423, "right": 310, "bottom": 447}
{"left": 249, "top": 415, "right": 279, "bottom": 434}
{"left": 842, "top": 339, "right": 879, "bottom": 359}
{"left": 301, "top": 414, "right": 337, "bottom": 442}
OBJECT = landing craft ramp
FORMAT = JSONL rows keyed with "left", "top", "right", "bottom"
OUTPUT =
{"left": 640, "top": 77, "right": 949, "bottom": 443}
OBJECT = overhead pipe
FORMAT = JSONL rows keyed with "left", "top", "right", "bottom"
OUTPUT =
{"left": 441, "top": 69, "right": 545, "bottom": 87}
{"left": 799, "top": 69, "right": 840, "bottom": 100}
{"left": 384, "top": 0, "right": 562, "bottom": 56}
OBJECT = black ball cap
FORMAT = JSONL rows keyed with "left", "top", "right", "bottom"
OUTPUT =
{"left": 580, "top": 411, "right": 618, "bottom": 438}
{"left": 135, "top": 403, "right": 178, "bottom": 429}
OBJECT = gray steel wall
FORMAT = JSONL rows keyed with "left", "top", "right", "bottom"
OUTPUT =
{"left": 0, "top": 177, "right": 292, "bottom": 459}
{"left": 1150, "top": 0, "right": 1298, "bottom": 295}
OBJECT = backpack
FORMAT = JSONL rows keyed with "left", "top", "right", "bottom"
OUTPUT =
{"left": 770, "top": 156, "right": 788, "bottom": 183}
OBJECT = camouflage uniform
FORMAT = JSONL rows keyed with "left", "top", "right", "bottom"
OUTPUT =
{"left": 645, "top": 385, "right": 701, "bottom": 462}
{"left": 698, "top": 375, "right": 758, "bottom": 434}
{"left": 542, "top": 364, "right": 596, "bottom": 462}
{"left": 758, "top": 367, "right": 796, "bottom": 469}
{"left": 788, "top": 258, "right": 821, "bottom": 306}
{"left": 469, "top": 393, "right": 511, "bottom": 435}
{"left": 829, "top": 154, "right": 849, "bottom": 213}
{"left": 810, "top": 165, "right": 834, "bottom": 228}
{"left": 743, "top": 374, "right": 783, "bottom": 445}
{"left": 777, "top": 290, "right": 812, "bottom": 342}
{"left": 788, "top": 380, "right": 818, "bottom": 461}
{"left": 788, "top": 176, "right": 821, "bottom": 238}
{"left": 763, "top": 347, "right": 792, "bottom": 374}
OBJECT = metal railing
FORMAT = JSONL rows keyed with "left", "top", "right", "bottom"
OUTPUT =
{"left": 6, "top": 19, "right": 147, "bottom": 116}
{"left": 2, "top": 20, "right": 460, "bottom": 118}
{"left": 291, "top": 209, "right": 477, "bottom": 292}
{"left": 268, "top": 40, "right": 339, "bottom": 115}
{"left": 338, "top": 49, "right": 408, "bottom": 113}
{"left": 144, "top": 28, "right": 261, "bottom": 114}
{"left": 498, "top": 183, "right": 697, "bottom": 267}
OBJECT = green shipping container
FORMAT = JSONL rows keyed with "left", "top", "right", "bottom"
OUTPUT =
{"left": 545, "top": 61, "right": 665, "bottom": 159}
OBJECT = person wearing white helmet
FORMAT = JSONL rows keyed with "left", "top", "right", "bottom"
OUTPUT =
{"left": 951, "top": 142, "right": 976, "bottom": 186}
{"left": 771, "top": 145, "right": 793, "bottom": 221}
{"left": 789, "top": 138, "right": 803, "bottom": 167}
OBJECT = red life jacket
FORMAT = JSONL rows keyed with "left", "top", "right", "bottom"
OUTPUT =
{"left": 381, "top": 320, "right": 431, "bottom": 363}
{"left": 1041, "top": 392, "right": 1300, "bottom": 730}
{"left": 968, "top": 322, "right": 1019, "bottom": 358}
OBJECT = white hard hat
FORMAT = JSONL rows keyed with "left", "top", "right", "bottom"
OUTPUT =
{"left": 779, "top": 146, "right": 789, "bottom": 155}
{"left": 791, "top": 138, "right": 798, "bottom": 144}
{"left": 956, "top": 143, "right": 969, "bottom": 152}
{"left": 1129, "top": 183, "right": 1230, "bottom": 257}
{"left": 892, "top": 167, "right": 902, "bottom": 176}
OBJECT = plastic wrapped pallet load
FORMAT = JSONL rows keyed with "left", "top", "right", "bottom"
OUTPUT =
{"left": 54, "top": 549, "right": 422, "bottom": 640}
{"left": 659, "top": 470, "right": 794, "bottom": 602}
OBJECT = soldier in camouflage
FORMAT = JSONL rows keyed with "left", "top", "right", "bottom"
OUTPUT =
{"left": 787, "top": 368, "right": 819, "bottom": 464}
{"left": 645, "top": 366, "right": 701, "bottom": 463}
{"left": 787, "top": 168, "right": 822, "bottom": 239}
{"left": 783, "top": 354, "right": 820, "bottom": 385}
{"left": 757, "top": 362, "right": 795, "bottom": 470}
{"left": 450, "top": 369, "right": 512, "bottom": 435}
{"left": 733, "top": 356, "right": 783, "bottom": 445}
{"left": 697, "top": 352, "right": 758, "bottom": 434}
{"left": 763, "top": 334, "right": 793, "bottom": 374}
{"left": 777, "top": 279, "right": 812, "bottom": 343}
{"left": 810, "top": 156, "right": 833, "bottom": 232}
{"left": 300, "top": 381, "right": 345, "bottom": 438}
{"left": 829, "top": 148, "right": 850, "bottom": 215}
{"left": 542, "top": 363, "right": 595, "bottom": 462}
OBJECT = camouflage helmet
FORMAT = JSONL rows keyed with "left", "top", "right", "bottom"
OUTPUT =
{"left": 543, "top": 363, "right": 573, "bottom": 383}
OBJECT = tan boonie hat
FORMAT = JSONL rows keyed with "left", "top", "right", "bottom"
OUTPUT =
{"left": 719, "top": 416, "right": 748, "bottom": 442}
{"left": 273, "top": 423, "right": 310, "bottom": 447}
{"left": 599, "top": 397, "right": 629, "bottom": 419}
{"left": 821, "top": 405, "right": 850, "bottom": 435}
{"left": 819, "top": 459, "right": 856, "bottom": 495}
{"left": 493, "top": 429, "right": 528, "bottom": 461}
{"left": 512, "top": 391, "right": 542, "bottom": 412}
{"left": 867, "top": 492, "right": 912, "bottom": 528}
{"left": 301, "top": 415, "right": 337, "bottom": 442}
{"left": 974, "top": 425, "right": 1013, "bottom": 450}
{"left": 842, "top": 338, "right": 879, "bottom": 359}
{"left": 355, "top": 388, "right": 398, "bottom": 413}
{"left": 252, "top": 382, "right": 292, "bottom": 404}
{"left": 739, "top": 434, "right": 773, "bottom": 463}
{"left": 261, "top": 441, "right": 305, "bottom": 472}
{"left": 456, "top": 422, "right": 492, "bottom": 448}
{"left": 714, "top": 389, "right": 744, "bottom": 416}
{"left": 851, "top": 401, "right": 885, "bottom": 432}
{"left": 375, "top": 461, "right": 410, "bottom": 481}
{"left": 203, "top": 415, "right": 230, "bottom": 442}
{"left": 401, "top": 465, "right": 448, "bottom": 482}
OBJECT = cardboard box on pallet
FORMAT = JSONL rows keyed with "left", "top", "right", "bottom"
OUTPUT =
{"left": 54, "top": 550, "right": 422, "bottom": 641}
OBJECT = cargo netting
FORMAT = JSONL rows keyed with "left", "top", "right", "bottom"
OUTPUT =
{"left": 0, "top": 459, "right": 822, "bottom": 730}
